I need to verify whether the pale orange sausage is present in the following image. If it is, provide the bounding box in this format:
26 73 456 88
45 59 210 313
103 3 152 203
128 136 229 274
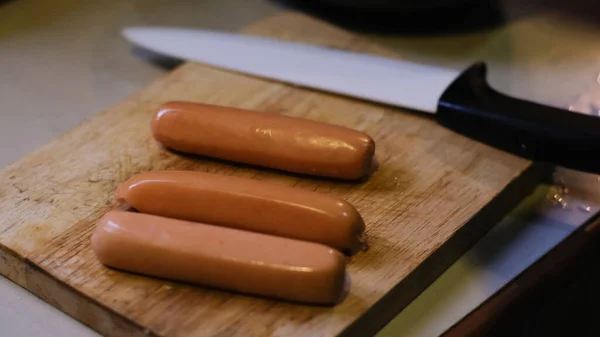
92 211 347 304
116 170 367 255
151 101 375 180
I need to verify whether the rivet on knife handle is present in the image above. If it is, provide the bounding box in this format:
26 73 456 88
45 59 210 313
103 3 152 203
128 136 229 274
437 62 600 173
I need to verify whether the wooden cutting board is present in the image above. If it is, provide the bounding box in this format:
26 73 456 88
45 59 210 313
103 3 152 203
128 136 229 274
0 12 547 337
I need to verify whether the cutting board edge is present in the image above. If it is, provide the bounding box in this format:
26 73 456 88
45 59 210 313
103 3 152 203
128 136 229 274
339 162 553 337
0 61 191 176
0 244 155 337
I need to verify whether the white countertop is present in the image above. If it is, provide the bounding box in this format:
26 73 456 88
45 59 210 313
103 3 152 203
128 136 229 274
2 0 600 336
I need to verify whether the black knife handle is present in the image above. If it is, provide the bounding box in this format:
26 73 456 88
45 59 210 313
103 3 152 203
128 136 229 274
437 62 600 173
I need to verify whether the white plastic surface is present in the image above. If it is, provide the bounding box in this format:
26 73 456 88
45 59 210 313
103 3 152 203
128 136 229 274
377 171 600 337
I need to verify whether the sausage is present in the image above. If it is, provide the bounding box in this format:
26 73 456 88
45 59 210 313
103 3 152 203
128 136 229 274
92 211 347 304
116 170 367 255
151 101 375 180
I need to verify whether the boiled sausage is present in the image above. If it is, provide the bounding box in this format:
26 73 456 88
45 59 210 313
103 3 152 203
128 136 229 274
151 101 375 180
92 211 347 305
116 170 367 255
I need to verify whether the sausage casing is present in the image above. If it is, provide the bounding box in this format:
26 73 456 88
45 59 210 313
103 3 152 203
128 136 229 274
151 101 375 180
92 211 347 304
117 170 366 255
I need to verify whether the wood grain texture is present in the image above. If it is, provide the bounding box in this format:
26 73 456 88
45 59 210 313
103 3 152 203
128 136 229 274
0 12 545 337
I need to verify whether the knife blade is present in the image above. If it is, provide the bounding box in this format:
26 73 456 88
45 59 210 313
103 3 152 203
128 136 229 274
122 27 600 174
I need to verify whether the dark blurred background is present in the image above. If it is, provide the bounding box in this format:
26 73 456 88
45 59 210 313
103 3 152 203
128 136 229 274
278 0 600 34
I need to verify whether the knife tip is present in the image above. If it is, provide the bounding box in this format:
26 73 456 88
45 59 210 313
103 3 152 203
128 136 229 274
121 27 142 41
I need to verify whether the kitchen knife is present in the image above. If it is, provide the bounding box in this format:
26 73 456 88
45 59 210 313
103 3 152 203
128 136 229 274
122 27 600 173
